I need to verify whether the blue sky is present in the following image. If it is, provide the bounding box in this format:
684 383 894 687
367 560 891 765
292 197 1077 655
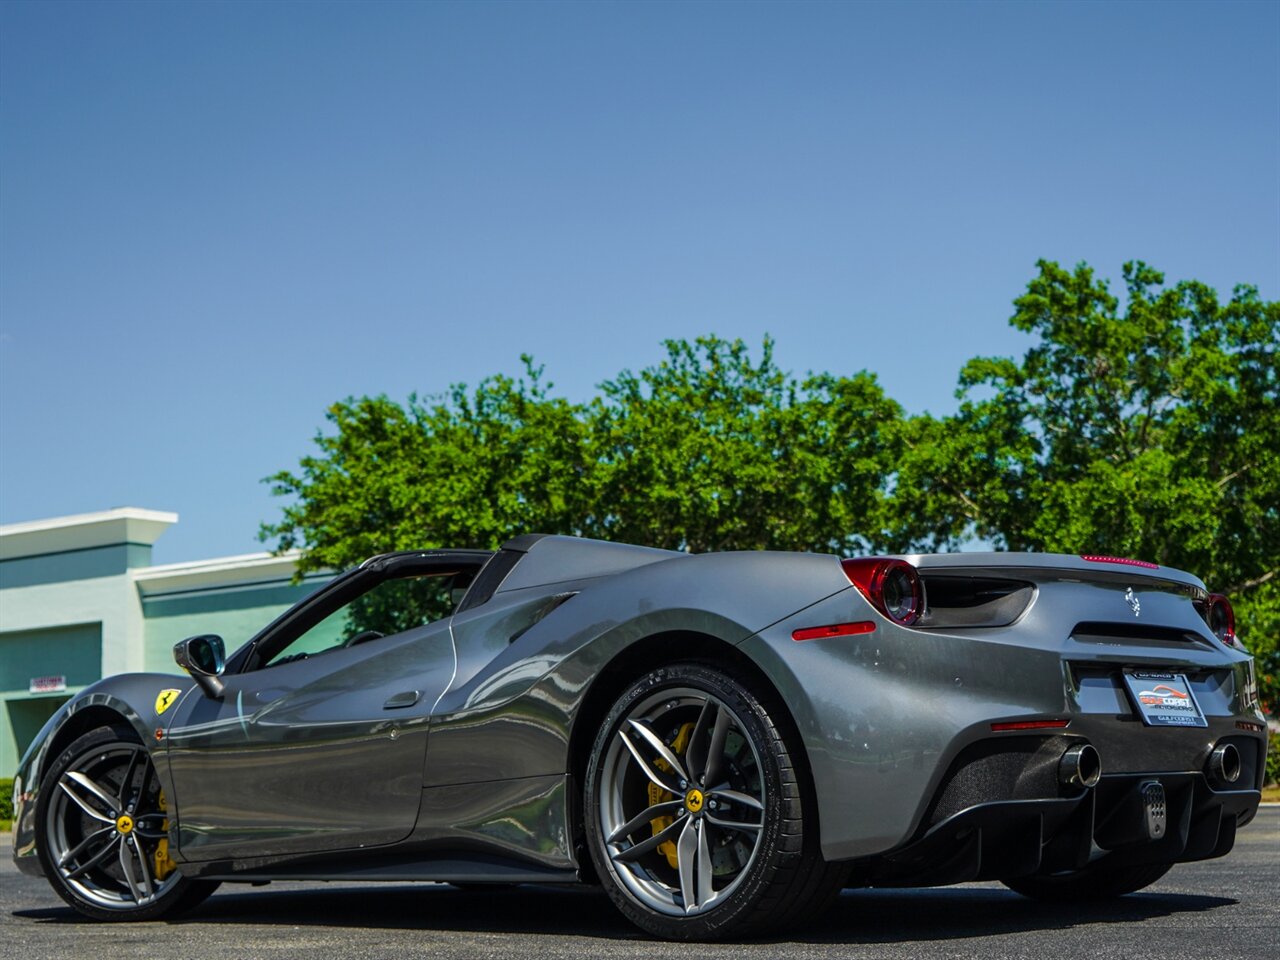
1 0 1277 564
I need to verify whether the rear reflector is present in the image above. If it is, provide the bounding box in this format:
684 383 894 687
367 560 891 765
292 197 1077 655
1236 720 1265 732
991 719 1071 731
1080 555 1159 569
792 621 877 642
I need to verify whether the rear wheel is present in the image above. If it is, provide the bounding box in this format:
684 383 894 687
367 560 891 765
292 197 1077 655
584 662 846 940
1003 860 1173 901
35 724 219 921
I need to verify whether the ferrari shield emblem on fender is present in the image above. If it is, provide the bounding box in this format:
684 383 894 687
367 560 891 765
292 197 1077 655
1125 587 1141 617
155 689 181 715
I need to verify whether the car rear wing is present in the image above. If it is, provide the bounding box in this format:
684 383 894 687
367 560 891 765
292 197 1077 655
902 552 1207 596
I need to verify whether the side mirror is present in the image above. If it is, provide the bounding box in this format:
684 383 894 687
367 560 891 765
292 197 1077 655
173 634 226 699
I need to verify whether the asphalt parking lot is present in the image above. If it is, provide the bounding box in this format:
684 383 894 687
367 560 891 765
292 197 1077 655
3 806 1277 960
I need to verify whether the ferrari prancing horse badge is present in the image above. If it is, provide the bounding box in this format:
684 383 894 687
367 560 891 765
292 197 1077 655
155 689 181 715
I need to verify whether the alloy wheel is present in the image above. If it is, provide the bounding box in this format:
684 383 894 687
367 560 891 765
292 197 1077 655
597 686 766 917
45 741 181 910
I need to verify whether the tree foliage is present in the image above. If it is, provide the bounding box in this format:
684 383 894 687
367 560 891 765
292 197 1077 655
262 361 591 570
585 337 905 554
934 261 1278 588
261 262 1279 709
263 337 908 563
899 261 1277 704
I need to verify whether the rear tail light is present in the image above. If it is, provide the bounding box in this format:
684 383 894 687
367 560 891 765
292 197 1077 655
1204 593 1236 646
841 558 924 626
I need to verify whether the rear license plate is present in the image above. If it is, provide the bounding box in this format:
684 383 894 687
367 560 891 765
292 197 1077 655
1123 671 1207 727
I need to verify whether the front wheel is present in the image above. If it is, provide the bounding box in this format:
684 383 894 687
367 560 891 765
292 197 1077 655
1003 861 1173 901
583 663 846 941
35 724 219 921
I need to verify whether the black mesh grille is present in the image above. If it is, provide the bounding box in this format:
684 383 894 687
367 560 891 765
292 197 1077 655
927 735 1074 825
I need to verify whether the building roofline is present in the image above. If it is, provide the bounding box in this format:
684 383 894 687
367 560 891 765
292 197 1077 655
0 507 179 537
0 507 179 561
134 550 301 578
133 550 325 595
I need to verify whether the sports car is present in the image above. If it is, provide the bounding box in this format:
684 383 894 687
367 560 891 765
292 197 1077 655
10 535 1268 940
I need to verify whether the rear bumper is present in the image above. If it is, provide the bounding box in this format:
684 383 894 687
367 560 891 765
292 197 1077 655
740 585 1267 862
849 735 1261 886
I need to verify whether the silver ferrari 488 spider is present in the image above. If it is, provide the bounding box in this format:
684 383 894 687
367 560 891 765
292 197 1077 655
10 535 1267 940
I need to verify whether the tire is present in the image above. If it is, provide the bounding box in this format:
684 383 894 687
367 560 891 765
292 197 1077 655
35 724 219 921
583 662 847 941
1003 860 1173 901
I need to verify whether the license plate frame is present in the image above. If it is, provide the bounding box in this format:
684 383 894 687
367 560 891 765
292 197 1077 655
1122 671 1207 727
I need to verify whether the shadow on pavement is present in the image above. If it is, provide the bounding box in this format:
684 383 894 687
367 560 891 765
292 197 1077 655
13 885 638 939
12 882 1238 943
797 887 1237 944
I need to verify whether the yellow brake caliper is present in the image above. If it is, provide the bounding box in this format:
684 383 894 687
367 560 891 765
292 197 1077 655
647 722 694 870
153 789 178 881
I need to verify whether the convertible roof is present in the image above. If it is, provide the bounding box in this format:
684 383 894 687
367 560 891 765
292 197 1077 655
476 534 681 600
359 548 494 570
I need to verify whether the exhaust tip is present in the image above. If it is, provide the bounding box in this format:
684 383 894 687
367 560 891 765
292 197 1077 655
1209 743 1241 785
1059 743 1102 789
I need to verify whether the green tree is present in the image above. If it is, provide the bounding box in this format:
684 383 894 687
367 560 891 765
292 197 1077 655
584 336 904 553
260 358 592 573
262 336 908 563
897 260 1278 703
261 263 1278 706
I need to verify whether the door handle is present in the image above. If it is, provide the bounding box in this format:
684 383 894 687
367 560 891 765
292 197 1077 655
383 690 421 709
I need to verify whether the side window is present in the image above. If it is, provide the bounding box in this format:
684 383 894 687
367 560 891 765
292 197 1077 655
263 571 469 668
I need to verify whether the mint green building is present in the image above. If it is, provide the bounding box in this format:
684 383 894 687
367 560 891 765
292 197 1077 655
0 508 331 778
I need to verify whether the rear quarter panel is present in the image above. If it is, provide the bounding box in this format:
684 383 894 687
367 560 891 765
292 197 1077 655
745 573 1263 861
424 550 852 787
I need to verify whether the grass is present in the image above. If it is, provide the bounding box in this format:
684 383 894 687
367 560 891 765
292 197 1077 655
1262 784 1280 803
